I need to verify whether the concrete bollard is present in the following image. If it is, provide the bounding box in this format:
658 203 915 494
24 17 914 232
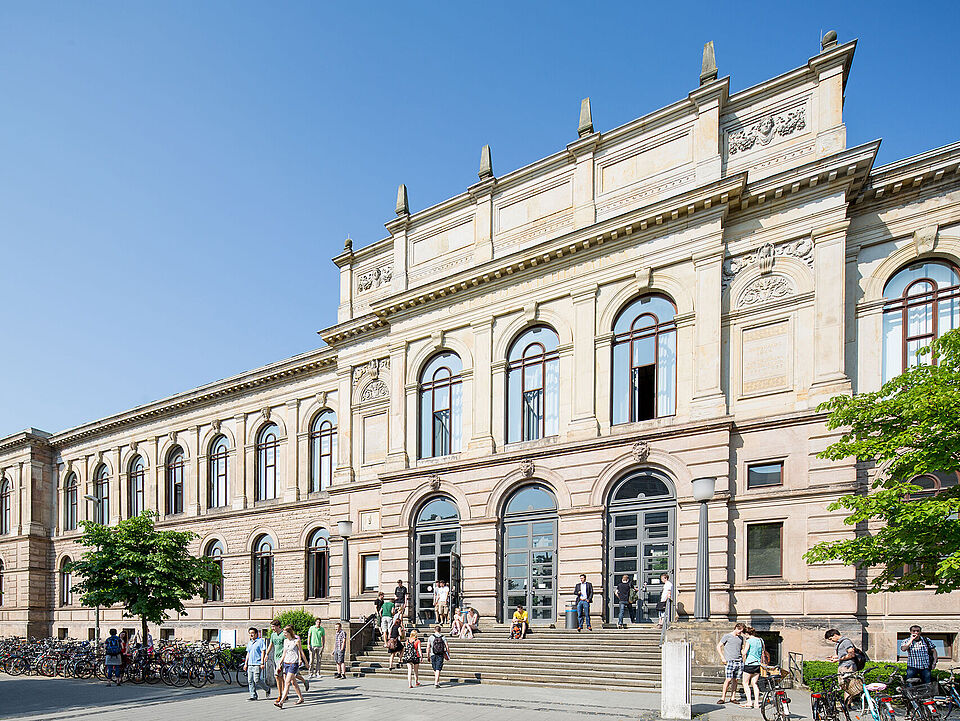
660 640 692 720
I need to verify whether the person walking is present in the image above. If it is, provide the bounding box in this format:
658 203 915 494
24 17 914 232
103 629 123 686
275 625 308 708
387 614 404 670
616 574 633 629
574 574 594 631
402 629 422 688
394 579 409 616
265 619 308 695
243 627 270 701
428 624 449 688
741 627 765 709
900 625 938 684
657 573 673 628
333 622 347 679
380 595 396 646
716 623 745 705
308 618 325 679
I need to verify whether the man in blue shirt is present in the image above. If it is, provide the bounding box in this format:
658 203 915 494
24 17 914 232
900 625 938 684
244 627 270 700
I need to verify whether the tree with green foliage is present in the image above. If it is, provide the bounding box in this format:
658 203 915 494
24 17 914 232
274 608 317 641
67 511 223 641
804 328 960 594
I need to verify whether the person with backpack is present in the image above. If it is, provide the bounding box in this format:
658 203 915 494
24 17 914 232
900 625 938 684
740 626 765 708
402 629 422 688
428 624 450 688
825 628 866 700
103 629 123 686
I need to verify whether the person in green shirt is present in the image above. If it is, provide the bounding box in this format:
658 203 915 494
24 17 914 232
307 618 326 679
380 597 396 646
264 619 308 692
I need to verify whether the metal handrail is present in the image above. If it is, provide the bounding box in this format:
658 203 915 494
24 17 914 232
350 615 377 643
788 651 804 685
659 597 673 646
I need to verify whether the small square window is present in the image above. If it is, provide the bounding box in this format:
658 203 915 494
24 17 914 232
360 554 379 593
746 522 783 578
747 462 783 489
160 628 175 641
88 628 96 641
57 628 68 640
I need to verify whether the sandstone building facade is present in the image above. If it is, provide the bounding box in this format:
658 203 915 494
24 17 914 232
1 35 958 661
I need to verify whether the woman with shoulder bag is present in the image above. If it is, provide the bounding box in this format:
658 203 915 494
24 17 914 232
402 630 422 688
386 614 403 670
741 627 765 709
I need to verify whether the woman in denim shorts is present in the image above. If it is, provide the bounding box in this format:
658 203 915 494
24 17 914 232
275 625 308 708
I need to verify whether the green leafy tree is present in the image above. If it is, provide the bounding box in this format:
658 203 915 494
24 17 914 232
804 329 960 593
274 608 316 641
67 511 223 641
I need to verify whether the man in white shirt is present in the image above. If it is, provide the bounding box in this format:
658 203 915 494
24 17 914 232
434 580 450 625
657 573 673 628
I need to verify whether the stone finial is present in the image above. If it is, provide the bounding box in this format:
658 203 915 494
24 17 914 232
578 97 594 137
820 30 838 51
478 144 493 180
395 184 409 216
344 236 353 252
700 41 718 86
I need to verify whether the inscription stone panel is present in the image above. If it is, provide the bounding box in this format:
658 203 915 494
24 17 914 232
362 413 387 464
740 320 792 396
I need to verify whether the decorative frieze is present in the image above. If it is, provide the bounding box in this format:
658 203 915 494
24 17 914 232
353 358 390 386
360 379 389 403
631 440 650 463
722 237 814 289
728 106 806 155
357 265 393 293
738 275 795 308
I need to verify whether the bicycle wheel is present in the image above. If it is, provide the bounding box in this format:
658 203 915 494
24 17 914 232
74 659 94 679
237 667 248 687
760 691 774 721
38 659 57 677
7 656 28 676
145 660 163 685
813 697 828 721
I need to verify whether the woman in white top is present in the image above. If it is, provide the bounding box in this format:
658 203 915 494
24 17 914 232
275 625 308 708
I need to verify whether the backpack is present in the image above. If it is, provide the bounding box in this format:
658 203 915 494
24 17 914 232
924 639 938 669
432 634 446 657
401 641 420 665
105 636 122 655
852 646 868 671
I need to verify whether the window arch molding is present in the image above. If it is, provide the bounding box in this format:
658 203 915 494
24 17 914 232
722 255 815 311
245 527 281 553
406 336 474 387
862 240 960 303
297 397 338 434
199 424 237 457
244 415 288 446
588 448 692 507
597 272 692 332
492 310 573 362
399 480 473 528
485 467 571 521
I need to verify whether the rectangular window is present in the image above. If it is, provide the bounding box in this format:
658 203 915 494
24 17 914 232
203 629 219 643
746 522 783 578
747 462 784 489
160 628 175 641
897 633 954 661
756 631 782 665
57 628 68 640
88 628 96 641
361 554 379 593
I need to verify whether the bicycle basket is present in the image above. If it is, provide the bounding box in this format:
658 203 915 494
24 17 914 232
902 682 939 700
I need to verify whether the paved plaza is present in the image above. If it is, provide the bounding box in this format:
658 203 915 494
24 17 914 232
0 674 810 721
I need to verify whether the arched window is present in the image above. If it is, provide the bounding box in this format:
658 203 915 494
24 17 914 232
208 436 229 509
419 353 463 458
94 465 110 525
256 424 280 501
252 535 274 601
882 260 960 381
63 473 78 532
309 411 337 493
502 484 558 624
504 484 558 516
906 471 960 497
166 448 184 515
612 295 677 423
507 326 560 443
204 540 224 602
60 557 73 607
306 528 330 599
128 456 145 518
610 472 674 504
417 497 460 525
0 480 10 535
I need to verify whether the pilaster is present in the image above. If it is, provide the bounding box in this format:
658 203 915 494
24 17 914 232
386 342 409 470
113 446 122 521
568 284 600 438
468 178 496 264
232 414 247 510
385 214 410 295
690 233 728 418
687 77 729 184
566 133 600 229
284 400 300 502
467 318 495 454
334 366 355 485
810 221 853 401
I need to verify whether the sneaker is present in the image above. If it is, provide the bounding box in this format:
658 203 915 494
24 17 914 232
247 697 258 702
303 679 310 692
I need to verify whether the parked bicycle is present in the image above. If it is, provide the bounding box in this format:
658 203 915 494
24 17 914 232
811 673 853 721
759 665 793 721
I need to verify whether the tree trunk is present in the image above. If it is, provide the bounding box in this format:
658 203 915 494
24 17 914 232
141 617 149 647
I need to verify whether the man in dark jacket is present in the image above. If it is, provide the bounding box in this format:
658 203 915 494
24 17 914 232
574 574 594 631
616 575 634 629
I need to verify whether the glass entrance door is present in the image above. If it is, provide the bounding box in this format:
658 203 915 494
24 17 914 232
415 527 459 623
504 519 556 624
609 506 674 623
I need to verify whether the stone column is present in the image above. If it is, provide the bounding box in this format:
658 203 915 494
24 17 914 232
386 343 408 469
232 414 247 510
285 400 300 502
468 318 495 454
811 221 852 400
569 285 599 438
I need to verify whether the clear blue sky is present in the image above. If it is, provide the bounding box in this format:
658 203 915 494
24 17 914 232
0 1 956 437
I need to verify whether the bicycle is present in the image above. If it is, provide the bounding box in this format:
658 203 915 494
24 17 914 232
758 666 792 721
887 666 943 721
841 669 895 721
811 673 853 721
935 667 960 718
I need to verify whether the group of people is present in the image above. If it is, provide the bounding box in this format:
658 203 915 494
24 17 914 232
101 628 154 685
242 618 348 707
613 572 673 628
715 623 768 708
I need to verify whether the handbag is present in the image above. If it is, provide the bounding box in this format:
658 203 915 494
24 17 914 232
386 638 400 653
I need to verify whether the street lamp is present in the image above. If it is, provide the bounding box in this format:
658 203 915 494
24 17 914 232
83 493 104 642
337 520 354 623
691 477 716 622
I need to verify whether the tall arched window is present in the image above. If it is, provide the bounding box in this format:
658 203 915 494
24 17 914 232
507 326 560 443
0 480 10 535
63 473 78 532
166 448 184 515
128 456 145 518
612 295 677 423
252 535 274 600
0 559 4 607
419 352 463 458
882 260 960 381
256 424 279 501
94 465 110 524
60 557 73 606
306 528 330 599
208 436 229 508
204 540 224 602
309 412 337 493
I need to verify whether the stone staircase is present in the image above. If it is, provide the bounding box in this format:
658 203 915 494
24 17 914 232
348 623 723 692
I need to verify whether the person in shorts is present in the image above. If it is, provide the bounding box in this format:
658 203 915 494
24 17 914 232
275 625 307 708
380 596 396 646
265 619 308 696
428 624 449 688
717 623 745 704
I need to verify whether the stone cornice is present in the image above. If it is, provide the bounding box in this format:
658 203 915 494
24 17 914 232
852 140 960 210
49 348 337 449
0 429 53 455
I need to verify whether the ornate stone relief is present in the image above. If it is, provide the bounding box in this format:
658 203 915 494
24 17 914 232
722 237 813 289
168 431 178 444
631 440 650 463
728 107 806 155
914 224 939 256
429 473 442 491
129 440 138 453
316 390 328 408
353 358 390 386
360 379 389 403
738 275 795 308
211 419 221 433
357 264 393 293
261 407 271 421
519 459 536 478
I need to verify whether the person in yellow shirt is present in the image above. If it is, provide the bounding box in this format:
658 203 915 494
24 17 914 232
511 605 528 639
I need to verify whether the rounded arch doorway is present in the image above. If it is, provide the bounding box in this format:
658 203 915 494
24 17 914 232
413 496 461 624
607 469 676 623
502 484 558 625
